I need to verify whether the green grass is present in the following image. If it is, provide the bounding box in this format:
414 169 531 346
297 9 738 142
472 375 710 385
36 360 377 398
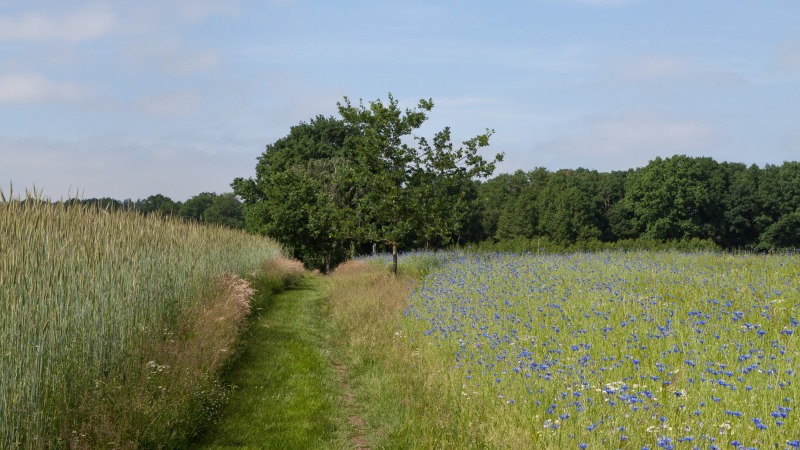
326 252 800 449
192 276 350 449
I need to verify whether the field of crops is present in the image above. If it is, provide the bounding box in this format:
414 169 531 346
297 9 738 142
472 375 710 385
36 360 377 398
399 251 799 449
0 196 282 448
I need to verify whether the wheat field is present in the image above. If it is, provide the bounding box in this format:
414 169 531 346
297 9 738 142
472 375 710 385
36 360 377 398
0 191 282 448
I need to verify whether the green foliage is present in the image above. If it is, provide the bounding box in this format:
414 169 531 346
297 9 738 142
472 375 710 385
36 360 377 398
234 94 503 271
476 155 798 252
203 192 244 229
233 116 359 270
136 193 179 216
493 168 548 240
337 94 502 248
180 192 215 221
463 235 720 254
179 192 244 229
624 155 727 241
758 209 800 250
536 169 603 244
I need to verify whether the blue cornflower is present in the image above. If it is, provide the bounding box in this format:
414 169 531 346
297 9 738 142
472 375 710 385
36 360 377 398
657 436 674 449
579 444 588 450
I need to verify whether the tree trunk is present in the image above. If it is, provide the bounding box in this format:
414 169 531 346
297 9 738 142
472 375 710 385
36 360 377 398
392 241 398 276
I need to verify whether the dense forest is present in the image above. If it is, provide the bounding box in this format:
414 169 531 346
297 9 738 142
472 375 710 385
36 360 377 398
475 157 799 252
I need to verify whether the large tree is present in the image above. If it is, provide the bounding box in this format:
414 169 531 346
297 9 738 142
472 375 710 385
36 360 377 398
233 115 358 270
337 94 503 273
233 94 502 272
624 155 726 242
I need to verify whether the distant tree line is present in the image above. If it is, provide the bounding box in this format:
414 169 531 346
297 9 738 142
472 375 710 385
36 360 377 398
61 192 245 229
477 156 800 252
232 95 799 271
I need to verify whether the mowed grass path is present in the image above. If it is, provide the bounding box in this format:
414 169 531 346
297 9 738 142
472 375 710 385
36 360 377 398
192 276 353 449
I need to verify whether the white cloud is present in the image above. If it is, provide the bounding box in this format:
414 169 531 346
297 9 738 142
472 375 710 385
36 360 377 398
780 129 800 158
0 7 115 43
0 72 88 104
169 50 220 75
548 0 642 6
531 111 723 171
775 40 800 74
128 40 220 76
609 55 743 86
177 0 240 23
135 90 201 116
0 134 261 201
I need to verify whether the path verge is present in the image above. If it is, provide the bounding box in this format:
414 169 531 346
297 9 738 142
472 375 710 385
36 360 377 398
192 276 352 449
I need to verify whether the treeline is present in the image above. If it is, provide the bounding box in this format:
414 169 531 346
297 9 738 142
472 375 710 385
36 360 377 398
232 94 800 271
475 156 800 252
60 192 245 229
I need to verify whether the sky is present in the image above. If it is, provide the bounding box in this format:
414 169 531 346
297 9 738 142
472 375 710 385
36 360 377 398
1 1 798 201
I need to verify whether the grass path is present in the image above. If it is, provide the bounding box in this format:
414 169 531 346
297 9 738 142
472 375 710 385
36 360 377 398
192 276 361 449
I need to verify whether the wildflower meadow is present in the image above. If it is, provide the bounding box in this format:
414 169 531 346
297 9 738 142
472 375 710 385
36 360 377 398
398 251 799 449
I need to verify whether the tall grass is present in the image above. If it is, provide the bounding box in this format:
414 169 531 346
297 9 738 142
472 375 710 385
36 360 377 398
327 252 800 449
0 192 282 448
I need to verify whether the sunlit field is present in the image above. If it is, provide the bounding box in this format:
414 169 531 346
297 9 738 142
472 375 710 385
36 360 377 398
0 196 282 448
395 251 799 449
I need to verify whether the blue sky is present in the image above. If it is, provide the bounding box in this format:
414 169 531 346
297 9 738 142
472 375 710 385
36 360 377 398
1 0 798 200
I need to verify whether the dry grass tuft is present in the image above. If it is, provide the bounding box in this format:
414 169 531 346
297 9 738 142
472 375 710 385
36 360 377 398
330 259 370 274
326 262 410 346
264 256 305 275
68 273 259 449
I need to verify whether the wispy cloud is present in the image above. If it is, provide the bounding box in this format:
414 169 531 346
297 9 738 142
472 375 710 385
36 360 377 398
134 90 202 116
775 39 800 74
608 55 744 87
0 134 260 200
128 40 220 76
0 7 115 43
176 0 241 23
550 0 643 7
0 72 88 104
531 111 723 171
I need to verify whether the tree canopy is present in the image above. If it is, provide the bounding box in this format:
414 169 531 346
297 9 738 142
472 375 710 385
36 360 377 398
475 155 800 251
233 94 503 271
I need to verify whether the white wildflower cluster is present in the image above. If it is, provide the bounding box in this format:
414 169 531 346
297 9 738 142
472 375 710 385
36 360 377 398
146 360 169 379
